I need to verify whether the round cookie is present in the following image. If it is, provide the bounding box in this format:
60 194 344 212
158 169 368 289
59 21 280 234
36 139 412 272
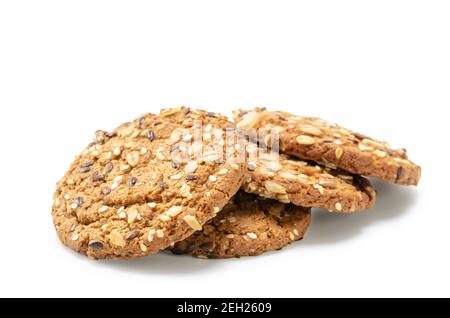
233 108 421 186
52 107 246 259
243 146 376 213
170 192 311 258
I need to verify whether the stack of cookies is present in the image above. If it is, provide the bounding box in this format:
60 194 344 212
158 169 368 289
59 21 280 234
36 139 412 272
52 107 421 259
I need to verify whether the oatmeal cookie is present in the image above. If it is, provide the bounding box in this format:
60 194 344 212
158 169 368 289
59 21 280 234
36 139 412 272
52 107 246 259
234 108 421 185
170 192 311 258
243 147 375 212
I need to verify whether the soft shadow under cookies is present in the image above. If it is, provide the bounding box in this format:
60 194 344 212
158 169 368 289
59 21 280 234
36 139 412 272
302 179 417 246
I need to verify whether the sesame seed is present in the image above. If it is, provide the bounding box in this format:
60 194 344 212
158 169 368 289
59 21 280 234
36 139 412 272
120 164 130 172
170 174 182 180
358 144 373 152
218 168 228 175
209 175 217 182
148 202 157 208
213 206 220 214
374 149 387 158
289 232 295 241
113 175 123 182
141 147 148 154
167 206 183 217
70 202 78 209
64 194 71 200
247 233 258 239
156 229 164 238
147 229 156 242
111 182 119 190
335 202 343 211
159 214 171 222
71 234 79 241
98 205 109 213
226 234 235 239
139 242 148 252
296 135 316 145
293 229 299 236
335 148 344 159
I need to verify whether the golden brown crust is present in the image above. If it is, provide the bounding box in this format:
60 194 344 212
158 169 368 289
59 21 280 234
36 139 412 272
171 192 311 258
233 108 421 186
52 107 246 259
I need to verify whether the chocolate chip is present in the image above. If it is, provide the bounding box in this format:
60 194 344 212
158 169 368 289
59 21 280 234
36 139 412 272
126 230 140 241
157 181 168 190
88 241 104 250
102 187 111 196
91 172 105 182
128 176 138 187
147 131 156 141
104 162 114 174
172 161 180 169
396 166 403 182
139 117 145 126
79 166 91 174
185 174 198 181
75 197 84 207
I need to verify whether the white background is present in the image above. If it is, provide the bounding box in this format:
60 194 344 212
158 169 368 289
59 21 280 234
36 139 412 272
0 1 449 298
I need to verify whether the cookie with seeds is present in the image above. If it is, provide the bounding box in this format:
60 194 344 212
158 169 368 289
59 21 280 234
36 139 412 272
170 192 311 258
244 147 375 212
52 107 246 259
233 108 421 186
